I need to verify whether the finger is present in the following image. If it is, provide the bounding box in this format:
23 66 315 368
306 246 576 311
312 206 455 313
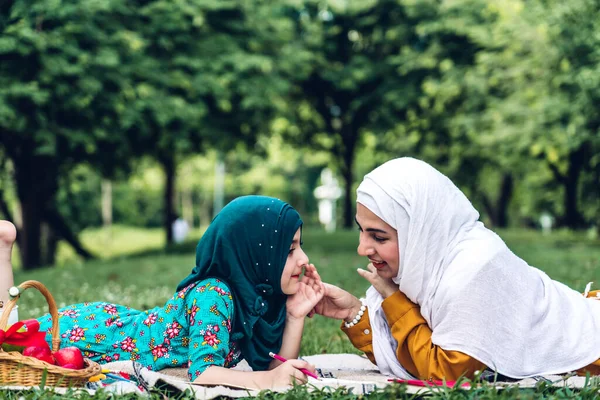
294 369 308 384
311 268 322 283
357 268 377 285
306 264 316 276
366 262 377 273
317 281 326 294
301 276 313 285
287 359 313 370
322 282 339 296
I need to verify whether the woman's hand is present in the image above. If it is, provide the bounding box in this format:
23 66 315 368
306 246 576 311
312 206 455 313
357 263 398 299
313 283 363 321
267 359 316 387
286 264 324 320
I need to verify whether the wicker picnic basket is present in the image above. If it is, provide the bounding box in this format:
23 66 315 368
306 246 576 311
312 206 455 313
0 280 102 387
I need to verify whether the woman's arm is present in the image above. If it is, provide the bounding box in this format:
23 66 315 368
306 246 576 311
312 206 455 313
332 264 486 380
381 291 486 380
340 308 376 364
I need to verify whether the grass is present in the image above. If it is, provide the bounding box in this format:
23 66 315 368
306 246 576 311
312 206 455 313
4 226 600 399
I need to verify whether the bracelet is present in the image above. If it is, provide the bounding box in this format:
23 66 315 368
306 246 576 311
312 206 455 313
344 298 367 328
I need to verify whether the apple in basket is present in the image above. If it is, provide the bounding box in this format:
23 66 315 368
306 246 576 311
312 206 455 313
53 346 85 369
22 345 56 365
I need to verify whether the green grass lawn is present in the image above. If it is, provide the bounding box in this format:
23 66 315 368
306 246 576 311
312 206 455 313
5 226 600 399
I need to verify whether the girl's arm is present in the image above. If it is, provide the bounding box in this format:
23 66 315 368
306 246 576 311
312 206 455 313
184 279 317 389
270 264 324 368
193 360 315 390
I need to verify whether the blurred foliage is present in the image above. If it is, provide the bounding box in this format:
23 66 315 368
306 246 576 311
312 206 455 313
1 0 600 267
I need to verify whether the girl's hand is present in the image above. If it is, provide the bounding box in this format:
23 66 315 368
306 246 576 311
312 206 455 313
267 360 315 387
357 263 398 299
313 283 362 321
286 265 324 320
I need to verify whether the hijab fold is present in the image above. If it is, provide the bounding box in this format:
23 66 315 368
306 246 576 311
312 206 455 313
177 196 302 371
357 158 600 379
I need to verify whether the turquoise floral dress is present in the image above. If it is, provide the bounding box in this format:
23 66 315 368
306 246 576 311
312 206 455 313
37 278 242 380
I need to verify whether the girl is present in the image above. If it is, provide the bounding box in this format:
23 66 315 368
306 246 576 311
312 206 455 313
1 196 323 389
314 158 600 381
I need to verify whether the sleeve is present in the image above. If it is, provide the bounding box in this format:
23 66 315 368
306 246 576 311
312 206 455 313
380 290 487 380
341 309 376 365
185 280 234 380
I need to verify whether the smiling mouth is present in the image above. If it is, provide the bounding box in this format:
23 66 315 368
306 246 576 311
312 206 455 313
370 260 387 269
291 274 300 279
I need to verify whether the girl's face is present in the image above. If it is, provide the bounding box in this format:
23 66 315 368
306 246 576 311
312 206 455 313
355 203 400 280
280 228 309 295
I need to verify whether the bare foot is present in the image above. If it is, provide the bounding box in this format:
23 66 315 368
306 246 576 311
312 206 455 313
0 220 16 261
0 220 16 307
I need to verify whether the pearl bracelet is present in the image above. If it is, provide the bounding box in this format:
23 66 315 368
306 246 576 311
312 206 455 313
344 298 367 328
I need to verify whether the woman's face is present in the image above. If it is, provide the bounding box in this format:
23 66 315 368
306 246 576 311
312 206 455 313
280 228 309 295
355 203 400 280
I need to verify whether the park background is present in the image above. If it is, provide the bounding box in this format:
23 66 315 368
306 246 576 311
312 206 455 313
2 0 600 270
2 0 600 397
1 0 600 353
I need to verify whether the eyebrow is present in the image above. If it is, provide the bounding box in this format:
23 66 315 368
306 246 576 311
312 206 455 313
355 217 388 234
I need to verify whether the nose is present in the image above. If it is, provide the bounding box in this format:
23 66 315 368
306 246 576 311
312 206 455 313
357 233 374 257
297 247 309 266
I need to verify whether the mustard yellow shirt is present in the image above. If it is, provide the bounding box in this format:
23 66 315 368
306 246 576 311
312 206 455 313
342 290 600 380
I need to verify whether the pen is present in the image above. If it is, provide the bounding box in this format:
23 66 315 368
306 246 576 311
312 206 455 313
268 352 319 380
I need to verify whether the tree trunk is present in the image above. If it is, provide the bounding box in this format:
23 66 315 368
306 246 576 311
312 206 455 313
13 151 55 269
44 208 94 260
182 189 194 228
340 127 357 229
101 179 113 227
19 191 43 269
40 222 58 266
563 146 585 229
495 173 513 228
161 155 177 245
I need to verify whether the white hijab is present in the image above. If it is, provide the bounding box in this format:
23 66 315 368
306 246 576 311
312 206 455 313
357 157 600 379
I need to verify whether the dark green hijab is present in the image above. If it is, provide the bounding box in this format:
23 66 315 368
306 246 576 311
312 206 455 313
176 195 303 371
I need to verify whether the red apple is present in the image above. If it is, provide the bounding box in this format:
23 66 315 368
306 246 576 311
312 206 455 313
53 347 85 369
22 345 56 365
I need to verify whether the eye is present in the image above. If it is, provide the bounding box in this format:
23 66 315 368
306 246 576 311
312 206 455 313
374 236 388 243
288 247 295 255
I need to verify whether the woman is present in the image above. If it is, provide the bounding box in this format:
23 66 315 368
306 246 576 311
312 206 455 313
314 158 600 381
1 196 323 389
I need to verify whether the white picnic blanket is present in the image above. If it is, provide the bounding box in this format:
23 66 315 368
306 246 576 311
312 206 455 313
0 354 596 398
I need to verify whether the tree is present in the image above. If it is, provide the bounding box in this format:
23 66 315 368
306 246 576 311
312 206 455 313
127 0 299 244
0 0 140 268
451 0 600 228
279 0 441 228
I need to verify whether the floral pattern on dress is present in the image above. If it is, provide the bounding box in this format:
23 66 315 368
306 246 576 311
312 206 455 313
37 278 241 381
